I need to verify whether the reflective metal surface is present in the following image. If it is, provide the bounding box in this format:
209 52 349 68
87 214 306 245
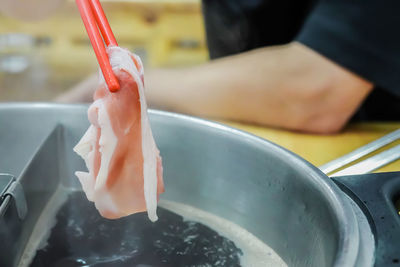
0 103 374 267
330 144 400 177
320 129 400 175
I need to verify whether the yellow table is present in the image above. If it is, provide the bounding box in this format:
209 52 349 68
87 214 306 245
224 122 400 174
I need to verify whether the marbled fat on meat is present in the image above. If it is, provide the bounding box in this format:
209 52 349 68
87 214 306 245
74 46 164 221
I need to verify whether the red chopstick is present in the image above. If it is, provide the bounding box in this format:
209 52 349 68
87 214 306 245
76 0 120 92
89 0 118 46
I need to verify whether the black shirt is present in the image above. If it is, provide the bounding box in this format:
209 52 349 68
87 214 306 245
202 0 400 121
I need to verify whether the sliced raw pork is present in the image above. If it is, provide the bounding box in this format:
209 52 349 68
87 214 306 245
74 46 164 221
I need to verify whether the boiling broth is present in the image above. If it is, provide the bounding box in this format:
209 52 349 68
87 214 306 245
19 189 286 267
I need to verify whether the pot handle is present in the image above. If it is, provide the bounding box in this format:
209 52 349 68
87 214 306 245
321 130 400 266
333 172 400 266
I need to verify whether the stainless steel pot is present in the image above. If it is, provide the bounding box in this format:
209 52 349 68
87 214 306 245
0 103 378 266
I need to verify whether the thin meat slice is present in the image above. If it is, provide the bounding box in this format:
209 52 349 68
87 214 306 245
74 46 164 221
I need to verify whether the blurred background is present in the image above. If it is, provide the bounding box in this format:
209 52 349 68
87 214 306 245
0 0 207 101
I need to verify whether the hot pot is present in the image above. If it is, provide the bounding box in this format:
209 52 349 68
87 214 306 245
0 103 399 267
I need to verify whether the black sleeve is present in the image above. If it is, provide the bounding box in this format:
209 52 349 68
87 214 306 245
202 0 315 59
296 0 400 96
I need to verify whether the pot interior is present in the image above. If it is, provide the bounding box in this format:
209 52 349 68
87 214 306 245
0 104 356 267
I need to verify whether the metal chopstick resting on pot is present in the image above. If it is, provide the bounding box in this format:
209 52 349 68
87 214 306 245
330 144 400 177
76 0 120 92
320 129 400 176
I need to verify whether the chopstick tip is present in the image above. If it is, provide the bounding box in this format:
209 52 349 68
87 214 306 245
109 80 120 92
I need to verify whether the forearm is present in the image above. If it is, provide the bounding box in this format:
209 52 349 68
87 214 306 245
146 42 373 133
146 48 293 124
56 42 373 133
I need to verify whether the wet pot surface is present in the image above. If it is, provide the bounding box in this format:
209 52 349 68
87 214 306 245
30 192 243 267
0 103 372 267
